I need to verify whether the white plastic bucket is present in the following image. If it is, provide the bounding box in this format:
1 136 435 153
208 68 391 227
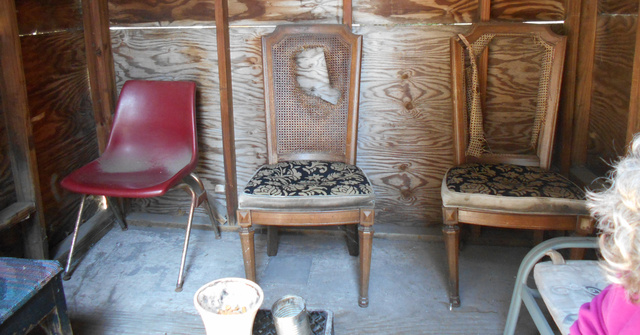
194 277 264 335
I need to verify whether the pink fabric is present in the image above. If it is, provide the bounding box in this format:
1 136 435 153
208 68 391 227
570 284 640 334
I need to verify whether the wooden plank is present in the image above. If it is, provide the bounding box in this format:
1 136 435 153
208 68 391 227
479 0 490 21
571 0 598 166
15 0 83 35
0 202 35 231
586 14 637 175
352 0 477 24
354 25 463 226
110 27 227 220
0 0 48 259
230 0 341 25
108 0 215 27
229 27 272 195
83 0 116 152
490 0 565 22
343 0 352 27
627 4 640 144
598 0 638 15
108 0 341 27
20 31 99 248
216 0 238 226
483 35 550 155
557 0 582 174
0 95 18 210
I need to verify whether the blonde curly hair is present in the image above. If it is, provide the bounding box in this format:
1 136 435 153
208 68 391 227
587 134 640 302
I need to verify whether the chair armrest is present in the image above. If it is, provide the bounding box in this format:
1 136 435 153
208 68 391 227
0 202 35 231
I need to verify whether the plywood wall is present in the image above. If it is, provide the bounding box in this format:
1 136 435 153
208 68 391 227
0 94 16 211
585 1 638 175
15 0 101 247
107 0 574 234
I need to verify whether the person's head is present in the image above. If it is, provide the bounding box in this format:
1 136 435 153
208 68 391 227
588 134 640 301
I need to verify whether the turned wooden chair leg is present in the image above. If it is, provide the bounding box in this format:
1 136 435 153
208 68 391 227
443 207 461 309
238 210 256 282
358 209 374 308
267 226 279 256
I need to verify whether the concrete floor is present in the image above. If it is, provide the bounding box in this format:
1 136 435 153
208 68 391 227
61 224 542 334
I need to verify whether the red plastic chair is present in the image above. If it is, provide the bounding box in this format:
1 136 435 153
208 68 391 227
60 80 221 291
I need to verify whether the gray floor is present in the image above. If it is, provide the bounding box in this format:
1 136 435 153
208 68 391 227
61 225 542 334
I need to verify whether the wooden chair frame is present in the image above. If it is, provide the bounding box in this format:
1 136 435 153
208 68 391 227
237 24 374 307
443 23 593 309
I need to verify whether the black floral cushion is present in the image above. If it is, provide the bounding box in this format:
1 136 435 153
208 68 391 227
445 163 585 199
244 160 373 196
442 163 588 214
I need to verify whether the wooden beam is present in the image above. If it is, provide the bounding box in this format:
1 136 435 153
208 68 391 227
558 0 583 174
215 0 238 225
343 0 352 27
0 202 35 231
479 0 491 22
571 0 598 165
82 0 116 152
0 0 48 259
626 3 640 145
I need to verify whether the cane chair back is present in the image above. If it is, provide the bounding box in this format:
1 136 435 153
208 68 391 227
263 25 361 164
441 23 594 309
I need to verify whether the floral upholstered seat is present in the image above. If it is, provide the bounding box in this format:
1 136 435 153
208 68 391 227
441 163 588 215
240 160 374 210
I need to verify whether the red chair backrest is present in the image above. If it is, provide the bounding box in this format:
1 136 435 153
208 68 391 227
103 80 198 173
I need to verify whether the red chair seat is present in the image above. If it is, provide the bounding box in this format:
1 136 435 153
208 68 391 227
60 155 193 198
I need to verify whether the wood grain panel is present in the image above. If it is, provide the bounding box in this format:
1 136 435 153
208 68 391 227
598 0 639 15
110 28 227 218
483 35 547 154
109 0 215 26
0 95 17 210
229 0 341 25
586 14 637 175
15 0 83 35
352 0 477 24
354 25 463 226
229 27 272 193
490 0 565 22
109 0 340 27
20 31 99 246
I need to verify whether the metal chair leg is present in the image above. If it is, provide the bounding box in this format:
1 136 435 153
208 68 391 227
63 194 86 280
184 173 221 237
175 187 198 292
175 173 222 291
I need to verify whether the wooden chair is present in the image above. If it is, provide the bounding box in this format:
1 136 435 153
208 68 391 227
441 23 594 309
237 24 375 307
60 80 221 292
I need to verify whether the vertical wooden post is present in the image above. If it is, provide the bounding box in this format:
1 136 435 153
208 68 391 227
570 0 598 166
0 0 48 259
558 0 583 174
343 0 352 28
82 0 117 152
625 4 640 144
479 0 491 22
215 0 238 225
